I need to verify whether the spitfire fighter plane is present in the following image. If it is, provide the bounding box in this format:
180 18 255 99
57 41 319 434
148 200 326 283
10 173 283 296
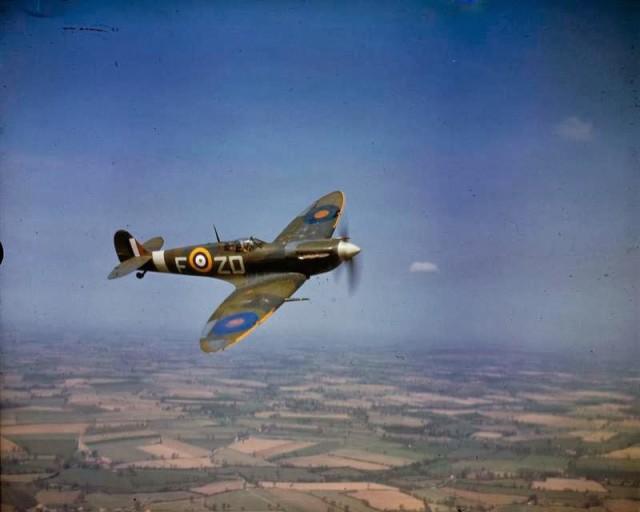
108 191 361 353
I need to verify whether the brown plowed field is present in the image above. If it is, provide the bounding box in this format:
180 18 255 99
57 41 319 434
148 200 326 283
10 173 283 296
191 480 247 495
532 478 607 492
331 448 413 466
229 437 316 458
604 446 640 459
568 430 617 442
440 486 528 506
281 454 389 470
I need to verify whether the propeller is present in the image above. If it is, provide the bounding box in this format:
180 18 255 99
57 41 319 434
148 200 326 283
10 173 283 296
336 220 361 294
338 221 350 241
345 256 360 294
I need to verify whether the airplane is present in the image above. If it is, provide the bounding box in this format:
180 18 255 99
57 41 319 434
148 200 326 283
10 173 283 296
108 191 361 353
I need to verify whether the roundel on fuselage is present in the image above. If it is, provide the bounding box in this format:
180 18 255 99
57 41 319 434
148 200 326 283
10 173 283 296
188 247 213 273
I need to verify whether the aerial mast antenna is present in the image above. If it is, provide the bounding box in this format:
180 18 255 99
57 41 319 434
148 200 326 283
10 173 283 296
213 225 221 243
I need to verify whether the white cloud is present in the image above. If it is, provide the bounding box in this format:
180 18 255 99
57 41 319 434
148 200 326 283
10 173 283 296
410 261 439 273
554 116 593 141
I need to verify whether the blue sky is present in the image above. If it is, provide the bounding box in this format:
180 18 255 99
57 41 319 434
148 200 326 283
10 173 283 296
1 1 638 356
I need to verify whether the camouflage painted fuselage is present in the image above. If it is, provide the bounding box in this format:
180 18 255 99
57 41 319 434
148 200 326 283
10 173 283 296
143 238 345 286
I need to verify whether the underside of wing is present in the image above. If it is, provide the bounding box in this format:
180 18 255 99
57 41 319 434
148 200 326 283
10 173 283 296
200 272 307 353
273 191 345 244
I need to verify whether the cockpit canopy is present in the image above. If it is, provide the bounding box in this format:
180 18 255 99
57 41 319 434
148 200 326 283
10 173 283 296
223 237 265 253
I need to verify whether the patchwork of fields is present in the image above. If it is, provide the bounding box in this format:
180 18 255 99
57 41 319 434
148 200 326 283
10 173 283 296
1 339 638 512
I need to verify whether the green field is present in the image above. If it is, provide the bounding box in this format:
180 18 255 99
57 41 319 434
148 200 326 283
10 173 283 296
270 440 343 461
88 438 158 463
216 465 324 484
2 408 85 424
311 490 379 512
574 457 640 478
450 454 568 476
202 489 269 511
6 434 78 458
50 468 212 494
86 491 195 510
0 458 59 474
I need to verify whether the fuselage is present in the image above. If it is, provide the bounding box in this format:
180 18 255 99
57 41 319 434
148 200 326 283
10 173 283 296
142 237 358 285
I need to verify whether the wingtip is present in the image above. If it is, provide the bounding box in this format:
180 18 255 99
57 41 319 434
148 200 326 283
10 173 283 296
200 337 225 354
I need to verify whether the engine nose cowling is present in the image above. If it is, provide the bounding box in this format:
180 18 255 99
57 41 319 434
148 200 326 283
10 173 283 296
337 241 361 260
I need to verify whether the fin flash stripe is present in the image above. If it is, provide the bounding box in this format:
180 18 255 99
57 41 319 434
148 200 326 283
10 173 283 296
130 238 141 257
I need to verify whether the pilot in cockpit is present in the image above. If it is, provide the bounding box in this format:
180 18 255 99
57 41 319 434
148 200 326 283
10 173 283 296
229 238 264 253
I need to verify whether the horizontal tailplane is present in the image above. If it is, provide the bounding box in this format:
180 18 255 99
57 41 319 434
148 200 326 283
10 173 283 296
108 255 152 280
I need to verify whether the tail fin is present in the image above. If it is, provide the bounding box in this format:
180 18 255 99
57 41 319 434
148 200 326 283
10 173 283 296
108 230 154 280
109 230 165 280
114 230 149 262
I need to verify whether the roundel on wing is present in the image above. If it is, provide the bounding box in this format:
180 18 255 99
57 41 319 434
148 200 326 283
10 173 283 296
189 247 213 273
212 312 260 335
304 205 339 225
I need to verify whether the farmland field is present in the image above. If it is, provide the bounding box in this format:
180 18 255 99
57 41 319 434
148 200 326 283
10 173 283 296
438 487 528 507
368 413 427 427
282 453 390 470
228 437 317 458
531 478 608 492
568 430 618 442
119 456 214 469
138 438 211 459
35 490 81 506
260 481 396 491
472 431 504 440
349 489 426 511
255 411 351 421
604 499 640 512
191 479 247 495
88 438 154 463
1 340 637 512
451 455 569 476
0 437 25 454
86 491 195 510
330 448 414 466
264 488 337 512
604 446 640 459
514 414 607 430
4 434 78 458
213 447 275 466
1 423 87 435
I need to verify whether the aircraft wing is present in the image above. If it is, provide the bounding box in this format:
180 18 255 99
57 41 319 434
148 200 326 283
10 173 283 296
273 191 345 244
200 272 308 353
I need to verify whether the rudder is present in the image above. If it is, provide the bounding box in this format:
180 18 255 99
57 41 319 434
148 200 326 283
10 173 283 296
114 230 149 262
